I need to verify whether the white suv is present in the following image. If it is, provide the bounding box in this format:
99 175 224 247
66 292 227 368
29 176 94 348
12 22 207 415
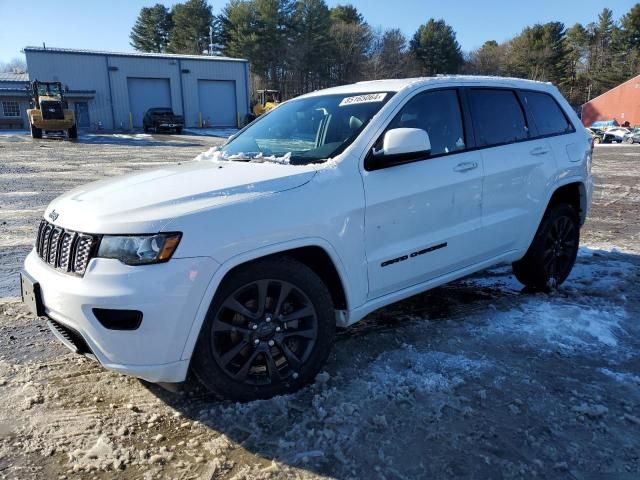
21 77 593 401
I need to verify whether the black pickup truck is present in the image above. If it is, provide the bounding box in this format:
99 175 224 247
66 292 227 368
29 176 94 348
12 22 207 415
142 108 184 134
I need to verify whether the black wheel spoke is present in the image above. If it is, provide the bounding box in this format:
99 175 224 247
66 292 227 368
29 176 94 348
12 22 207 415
281 305 314 323
212 319 251 334
233 349 260 381
273 283 292 318
220 340 248 366
283 328 315 340
255 280 269 318
265 350 281 382
223 297 258 320
278 341 302 369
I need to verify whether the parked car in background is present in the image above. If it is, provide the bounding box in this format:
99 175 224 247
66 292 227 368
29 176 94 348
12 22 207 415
602 127 631 143
143 108 184 134
21 76 593 401
624 128 640 144
587 127 604 144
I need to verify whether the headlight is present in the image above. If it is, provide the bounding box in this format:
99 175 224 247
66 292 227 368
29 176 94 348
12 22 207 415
97 233 182 265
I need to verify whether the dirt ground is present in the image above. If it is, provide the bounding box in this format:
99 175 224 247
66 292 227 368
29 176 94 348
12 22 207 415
0 133 639 480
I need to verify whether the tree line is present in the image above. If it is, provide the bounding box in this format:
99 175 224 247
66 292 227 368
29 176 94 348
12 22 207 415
130 0 640 107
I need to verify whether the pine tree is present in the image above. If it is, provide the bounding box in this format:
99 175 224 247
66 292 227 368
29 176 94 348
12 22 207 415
167 0 215 55
291 0 334 93
329 4 372 84
129 4 173 53
410 19 464 76
329 4 364 25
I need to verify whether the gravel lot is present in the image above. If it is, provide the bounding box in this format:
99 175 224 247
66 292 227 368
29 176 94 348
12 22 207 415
0 133 639 479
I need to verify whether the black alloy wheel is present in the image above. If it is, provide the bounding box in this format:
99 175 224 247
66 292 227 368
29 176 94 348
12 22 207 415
540 214 578 288
513 203 580 290
211 279 318 385
191 257 335 401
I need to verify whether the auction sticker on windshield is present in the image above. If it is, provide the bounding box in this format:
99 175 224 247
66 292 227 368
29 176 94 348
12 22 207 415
339 93 387 107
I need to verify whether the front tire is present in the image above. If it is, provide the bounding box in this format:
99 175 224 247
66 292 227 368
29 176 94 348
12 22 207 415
30 123 42 139
68 124 78 139
191 257 335 401
512 203 580 290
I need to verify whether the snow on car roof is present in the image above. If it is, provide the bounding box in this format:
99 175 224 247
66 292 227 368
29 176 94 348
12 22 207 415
301 75 555 98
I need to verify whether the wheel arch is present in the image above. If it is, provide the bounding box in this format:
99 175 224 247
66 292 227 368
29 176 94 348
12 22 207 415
547 180 587 226
179 238 351 362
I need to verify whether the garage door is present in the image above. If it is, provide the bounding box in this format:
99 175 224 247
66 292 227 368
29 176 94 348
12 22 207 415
198 80 237 127
127 78 172 127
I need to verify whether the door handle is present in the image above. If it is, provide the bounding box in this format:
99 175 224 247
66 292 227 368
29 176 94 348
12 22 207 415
530 147 550 156
453 161 478 172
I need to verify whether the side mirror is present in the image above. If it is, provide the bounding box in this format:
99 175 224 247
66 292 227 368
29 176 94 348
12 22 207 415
367 128 431 170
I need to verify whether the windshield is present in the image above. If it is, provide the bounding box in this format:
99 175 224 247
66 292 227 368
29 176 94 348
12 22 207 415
220 92 393 164
37 83 62 97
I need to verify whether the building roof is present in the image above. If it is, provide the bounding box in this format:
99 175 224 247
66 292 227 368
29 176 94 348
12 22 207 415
582 74 640 106
0 72 29 82
0 87 95 98
302 75 555 97
24 46 248 63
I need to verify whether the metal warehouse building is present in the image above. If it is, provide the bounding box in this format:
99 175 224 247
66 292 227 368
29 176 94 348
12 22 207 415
0 72 31 129
581 74 640 127
24 47 250 130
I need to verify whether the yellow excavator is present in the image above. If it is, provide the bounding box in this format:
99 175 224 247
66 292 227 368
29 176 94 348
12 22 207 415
251 89 281 118
27 80 77 139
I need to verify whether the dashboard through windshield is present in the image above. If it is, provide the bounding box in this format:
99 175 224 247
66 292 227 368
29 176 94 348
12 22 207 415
220 92 394 164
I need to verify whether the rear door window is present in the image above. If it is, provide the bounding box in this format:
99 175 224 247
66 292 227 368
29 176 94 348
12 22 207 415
468 89 528 147
521 91 573 136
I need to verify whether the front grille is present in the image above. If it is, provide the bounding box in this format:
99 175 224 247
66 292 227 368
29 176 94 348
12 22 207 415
41 101 64 120
35 219 99 276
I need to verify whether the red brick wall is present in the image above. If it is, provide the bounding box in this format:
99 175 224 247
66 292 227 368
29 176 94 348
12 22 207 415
582 74 640 127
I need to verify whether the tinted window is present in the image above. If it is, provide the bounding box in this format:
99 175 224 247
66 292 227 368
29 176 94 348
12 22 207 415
388 89 465 156
521 91 573 136
469 89 528 147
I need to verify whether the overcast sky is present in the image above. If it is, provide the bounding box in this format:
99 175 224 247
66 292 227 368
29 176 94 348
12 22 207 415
0 0 637 63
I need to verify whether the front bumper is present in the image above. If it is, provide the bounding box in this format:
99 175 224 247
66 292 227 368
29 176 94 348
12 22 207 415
23 250 218 382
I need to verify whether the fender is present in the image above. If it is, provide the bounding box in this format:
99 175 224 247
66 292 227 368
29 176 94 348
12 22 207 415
178 236 353 361
522 175 588 254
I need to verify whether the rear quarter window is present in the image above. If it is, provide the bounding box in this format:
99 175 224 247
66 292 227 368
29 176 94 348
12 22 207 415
521 90 574 136
468 89 529 147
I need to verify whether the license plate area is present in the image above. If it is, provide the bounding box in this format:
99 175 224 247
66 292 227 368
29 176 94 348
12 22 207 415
20 271 44 317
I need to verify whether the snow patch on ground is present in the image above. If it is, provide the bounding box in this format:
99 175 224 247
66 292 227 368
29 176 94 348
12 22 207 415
599 368 640 385
491 301 626 348
366 348 489 398
183 128 238 138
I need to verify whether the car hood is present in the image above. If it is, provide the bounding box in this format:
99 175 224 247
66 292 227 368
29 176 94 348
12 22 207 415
45 160 317 234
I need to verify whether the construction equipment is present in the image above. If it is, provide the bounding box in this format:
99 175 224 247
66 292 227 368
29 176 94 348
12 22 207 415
252 89 281 117
27 80 77 139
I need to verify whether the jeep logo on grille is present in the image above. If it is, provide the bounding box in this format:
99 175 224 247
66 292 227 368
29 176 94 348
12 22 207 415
48 210 59 222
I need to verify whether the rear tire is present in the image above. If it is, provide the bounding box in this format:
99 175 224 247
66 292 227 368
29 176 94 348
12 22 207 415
191 256 335 401
625 137 634 144
512 203 580 290
30 123 42 139
68 124 78 139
